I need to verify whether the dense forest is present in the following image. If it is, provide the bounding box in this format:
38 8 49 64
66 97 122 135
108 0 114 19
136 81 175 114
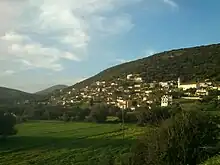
72 43 220 89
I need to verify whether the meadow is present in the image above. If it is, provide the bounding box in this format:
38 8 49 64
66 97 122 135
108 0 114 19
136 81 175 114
0 121 148 165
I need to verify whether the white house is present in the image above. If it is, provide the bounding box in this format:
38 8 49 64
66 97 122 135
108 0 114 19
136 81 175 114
149 83 156 88
134 84 141 88
117 100 128 109
161 95 173 107
96 81 101 86
159 82 169 87
135 77 143 82
196 89 209 96
145 90 152 94
127 74 133 80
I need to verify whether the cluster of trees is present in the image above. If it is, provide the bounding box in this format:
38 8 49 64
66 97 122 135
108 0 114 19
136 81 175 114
0 104 121 123
199 90 220 110
0 102 185 126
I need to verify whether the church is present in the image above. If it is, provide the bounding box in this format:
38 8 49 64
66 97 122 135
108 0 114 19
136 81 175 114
177 78 199 91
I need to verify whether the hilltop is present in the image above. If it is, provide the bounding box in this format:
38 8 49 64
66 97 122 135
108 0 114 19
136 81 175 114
72 43 220 89
35 85 68 95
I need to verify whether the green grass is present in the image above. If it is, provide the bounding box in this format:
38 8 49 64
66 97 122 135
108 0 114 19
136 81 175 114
201 155 220 165
0 121 148 165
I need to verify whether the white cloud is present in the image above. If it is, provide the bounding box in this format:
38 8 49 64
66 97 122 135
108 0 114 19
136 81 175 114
91 14 134 36
1 31 30 43
3 70 15 76
163 0 178 8
1 32 79 71
0 0 140 73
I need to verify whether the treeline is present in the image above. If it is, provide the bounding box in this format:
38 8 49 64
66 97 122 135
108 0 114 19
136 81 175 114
0 103 180 126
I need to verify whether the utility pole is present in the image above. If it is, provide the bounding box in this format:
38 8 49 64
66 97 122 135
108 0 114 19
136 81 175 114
122 108 125 139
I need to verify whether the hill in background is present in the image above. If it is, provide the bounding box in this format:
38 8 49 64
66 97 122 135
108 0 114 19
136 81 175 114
0 87 37 105
35 85 68 95
72 43 220 89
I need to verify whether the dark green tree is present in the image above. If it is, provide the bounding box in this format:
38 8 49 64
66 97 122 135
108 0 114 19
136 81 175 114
88 104 108 123
132 109 220 165
0 112 17 139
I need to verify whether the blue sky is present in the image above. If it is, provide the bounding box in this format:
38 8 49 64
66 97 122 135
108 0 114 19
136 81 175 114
0 0 220 92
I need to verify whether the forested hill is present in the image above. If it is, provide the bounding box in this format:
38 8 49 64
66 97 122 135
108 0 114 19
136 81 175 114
35 85 68 95
72 43 220 89
0 87 38 104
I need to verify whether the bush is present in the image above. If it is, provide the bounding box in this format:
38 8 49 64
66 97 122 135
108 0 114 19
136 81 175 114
132 109 220 165
136 106 171 126
126 112 138 123
0 112 17 139
60 113 69 122
116 110 137 123
88 104 108 123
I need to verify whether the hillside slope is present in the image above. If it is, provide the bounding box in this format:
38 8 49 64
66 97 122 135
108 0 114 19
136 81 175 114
72 43 220 89
36 85 68 95
0 87 37 104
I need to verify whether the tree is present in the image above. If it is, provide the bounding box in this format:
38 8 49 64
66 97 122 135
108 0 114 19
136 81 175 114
186 88 197 95
89 98 94 107
171 90 184 99
77 108 90 121
88 104 108 123
136 106 171 126
108 106 121 116
61 112 69 122
131 100 138 107
132 109 220 165
0 112 17 139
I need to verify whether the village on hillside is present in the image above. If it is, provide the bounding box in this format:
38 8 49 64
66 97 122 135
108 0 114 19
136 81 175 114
43 74 220 110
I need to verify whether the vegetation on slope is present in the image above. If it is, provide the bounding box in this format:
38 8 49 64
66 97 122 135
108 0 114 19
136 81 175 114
0 87 37 105
72 43 220 89
35 85 68 95
201 155 220 165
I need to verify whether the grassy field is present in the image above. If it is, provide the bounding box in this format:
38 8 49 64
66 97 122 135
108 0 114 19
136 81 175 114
201 155 220 165
0 121 148 165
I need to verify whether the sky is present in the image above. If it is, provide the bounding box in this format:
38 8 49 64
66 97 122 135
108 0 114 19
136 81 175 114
0 0 220 93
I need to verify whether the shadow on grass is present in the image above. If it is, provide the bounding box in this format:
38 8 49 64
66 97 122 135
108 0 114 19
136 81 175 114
0 134 135 155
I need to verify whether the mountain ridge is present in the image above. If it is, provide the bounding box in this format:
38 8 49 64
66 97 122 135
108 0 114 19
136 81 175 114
71 43 220 90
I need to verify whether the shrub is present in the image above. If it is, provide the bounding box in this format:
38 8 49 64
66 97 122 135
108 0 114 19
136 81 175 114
132 109 220 165
0 112 17 139
88 104 109 123
136 106 171 126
